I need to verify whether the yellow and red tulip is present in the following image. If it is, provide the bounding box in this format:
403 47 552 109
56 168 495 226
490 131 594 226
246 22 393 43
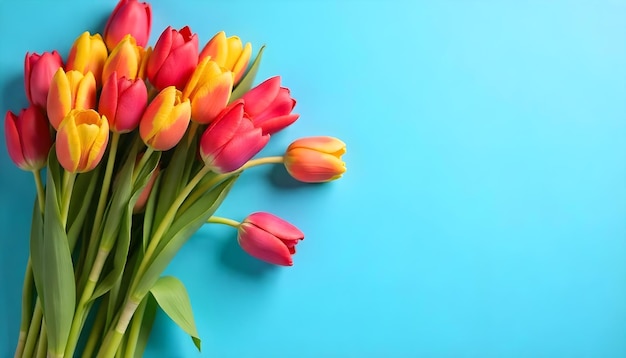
102 34 146 83
4 106 52 171
24 51 64 110
182 57 233 124
66 32 108 85
199 31 251 85
99 72 148 133
47 68 97 130
237 212 304 266
139 86 191 151
56 109 109 173
241 76 298 135
103 0 152 50
284 136 346 183
199 100 269 173
146 26 198 91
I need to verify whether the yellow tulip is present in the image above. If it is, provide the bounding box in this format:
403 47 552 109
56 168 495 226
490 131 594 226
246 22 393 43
66 32 108 85
102 34 145 83
56 109 109 173
182 57 233 124
47 68 97 129
199 31 251 85
139 86 191 151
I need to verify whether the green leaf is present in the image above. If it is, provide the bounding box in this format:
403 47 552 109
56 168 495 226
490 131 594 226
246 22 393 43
40 149 76 355
67 166 102 250
29 199 44 308
150 276 201 351
142 174 162 253
133 177 238 299
230 45 266 102
133 295 158 358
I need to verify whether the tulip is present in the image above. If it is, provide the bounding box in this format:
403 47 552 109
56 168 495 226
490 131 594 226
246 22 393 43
56 109 109 173
238 212 304 266
66 32 108 84
284 136 346 183
104 0 152 50
139 86 191 151
47 68 97 130
199 100 269 173
102 35 145 83
99 72 148 133
182 57 233 124
241 76 298 135
4 107 52 171
24 51 64 109
146 26 198 91
199 31 251 85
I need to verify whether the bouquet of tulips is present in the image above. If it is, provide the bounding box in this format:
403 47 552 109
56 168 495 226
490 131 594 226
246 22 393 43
4 1 346 357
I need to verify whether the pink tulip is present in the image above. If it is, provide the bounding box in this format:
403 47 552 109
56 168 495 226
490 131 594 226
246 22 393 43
4 107 52 171
104 0 152 50
99 72 148 133
199 100 269 173
146 26 198 91
139 86 191 151
238 212 304 266
24 51 64 109
241 76 298 135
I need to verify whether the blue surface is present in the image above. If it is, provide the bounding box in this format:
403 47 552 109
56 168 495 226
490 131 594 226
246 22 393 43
1 0 626 357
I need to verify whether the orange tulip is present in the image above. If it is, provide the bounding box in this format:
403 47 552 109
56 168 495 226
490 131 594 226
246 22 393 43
66 32 108 85
139 86 191 151
102 34 145 83
47 68 97 130
56 109 109 173
284 136 346 183
199 31 251 85
182 57 233 124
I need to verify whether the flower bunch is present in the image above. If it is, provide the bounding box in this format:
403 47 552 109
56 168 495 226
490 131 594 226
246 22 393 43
5 1 346 357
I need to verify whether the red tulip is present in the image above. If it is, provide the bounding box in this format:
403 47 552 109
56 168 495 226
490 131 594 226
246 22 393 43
241 76 298 135
104 0 152 50
99 72 148 133
146 26 198 91
24 51 64 109
199 100 269 173
238 212 304 266
4 107 52 171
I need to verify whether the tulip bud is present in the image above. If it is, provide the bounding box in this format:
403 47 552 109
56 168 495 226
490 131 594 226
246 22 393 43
99 72 148 133
146 26 198 91
241 76 299 135
56 109 109 173
24 51 64 109
284 136 346 183
104 0 152 50
139 86 191 151
238 212 304 266
182 57 233 124
66 32 108 85
4 107 52 171
199 100 269 173
199 31 251 85
47 68 97 130
102 35 145 83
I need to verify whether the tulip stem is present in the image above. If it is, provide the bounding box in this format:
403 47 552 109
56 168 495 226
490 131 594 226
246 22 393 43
35 319 46 358
240 156 284 171
32 170 45 213
21 299 42 358
134 147 154 182
206 216 240 228
60 171 77 229
14 259 34 358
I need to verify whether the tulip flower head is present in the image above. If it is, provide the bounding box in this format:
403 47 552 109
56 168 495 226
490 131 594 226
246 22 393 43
47 68 97 130
200 31 251 85
66 32 109 85
102 34 146 83
284 136 346 183
56 109 109 173
99 72 148 133
104 0 152 50
146 26 198 90
182 57 233 124
139 86 191 151
237 212 304 266
241 76 299 135
5 107 52 171
24 51 64 109
199 100 269 173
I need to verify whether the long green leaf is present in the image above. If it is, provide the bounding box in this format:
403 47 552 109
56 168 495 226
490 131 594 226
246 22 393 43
29 199 44 308
142 174 162 253
133 295 158 358
150 276 201 351
230 45 266 101
67 166 101 250
133 177 237 299
41 149 76 355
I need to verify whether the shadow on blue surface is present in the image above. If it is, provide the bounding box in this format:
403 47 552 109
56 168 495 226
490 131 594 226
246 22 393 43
218 233 277 278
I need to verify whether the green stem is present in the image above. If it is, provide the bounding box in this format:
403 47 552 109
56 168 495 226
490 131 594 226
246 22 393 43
21 300 42 358
96 299 139 358
133 147 154 182
239 156 284 171
81 296 108 358
186 121 199 147
123 298 147 358
14 259 34 358
206 216 241 228
33 170 45 213
64 248 111 357
35 320 46 358
60 171 77 229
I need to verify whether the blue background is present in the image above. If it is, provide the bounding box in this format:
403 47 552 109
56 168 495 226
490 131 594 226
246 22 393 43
1 0 626 357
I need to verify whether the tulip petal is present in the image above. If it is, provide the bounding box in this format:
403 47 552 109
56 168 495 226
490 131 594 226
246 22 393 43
285 148 346 182
4 111 26 169
47 68 72 129
241 76 280 116
190 72 233 124
245 212 304 243
288 136 347 156
238 224 294 266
